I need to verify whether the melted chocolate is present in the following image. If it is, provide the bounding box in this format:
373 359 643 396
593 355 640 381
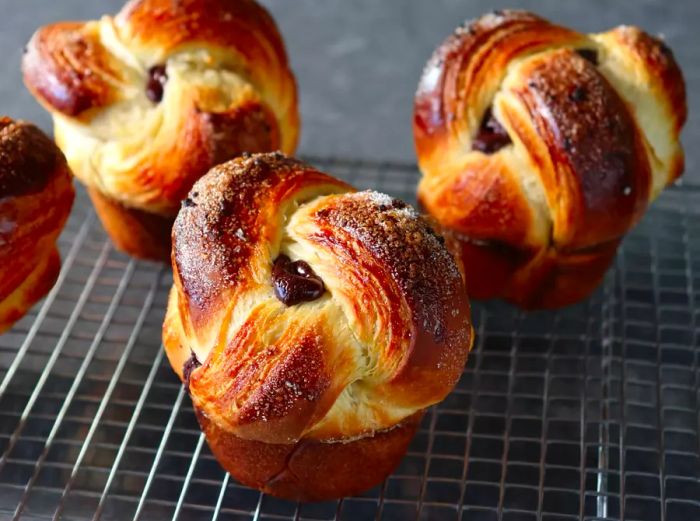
272 255 325 306
146 64 168 102
569 86 587 102
658 40 673 58
378 199 407 212
576 49 599 66
472 108 511 154
182 352 201 390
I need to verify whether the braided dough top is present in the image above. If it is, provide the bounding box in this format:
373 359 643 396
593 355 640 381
23 0 299 215
415 10 685 260
163 153 473 444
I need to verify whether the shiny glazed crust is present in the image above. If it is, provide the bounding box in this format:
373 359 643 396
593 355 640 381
0 118 74 332
163 152 473 499
414 10 686 308
22 0 299 219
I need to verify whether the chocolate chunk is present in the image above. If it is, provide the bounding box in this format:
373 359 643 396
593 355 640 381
658 41 673 58
570 86 587 102
272 255 325 306
576 49 599 66
378 199 407 212
433 322 446 343
472 107 511 154
146 64 168 102
183 352 201 390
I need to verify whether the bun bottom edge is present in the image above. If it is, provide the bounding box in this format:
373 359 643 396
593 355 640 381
196 407 424 502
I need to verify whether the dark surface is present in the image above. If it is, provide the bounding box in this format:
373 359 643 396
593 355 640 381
0 0 697 181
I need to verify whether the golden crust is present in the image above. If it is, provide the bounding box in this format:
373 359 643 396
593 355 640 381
116 0 287 63
22 22 120 118
163 152 472 445
608 26 686 133
414 10 586 165
510 48 650 249
414 10 686 308
0 118 74 332
22 0 299 221
170 153 352 331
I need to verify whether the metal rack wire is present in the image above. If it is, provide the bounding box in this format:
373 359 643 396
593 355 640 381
0 157 698 521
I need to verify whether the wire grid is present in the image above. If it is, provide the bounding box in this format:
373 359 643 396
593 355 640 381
0 157 698 521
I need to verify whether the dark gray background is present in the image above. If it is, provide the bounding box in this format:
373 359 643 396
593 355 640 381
1 0 697 181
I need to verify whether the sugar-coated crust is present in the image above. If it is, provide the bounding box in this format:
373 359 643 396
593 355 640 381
171 153 351 329
0 118 74 332
609 26 686 133
307 191 471 408
511 49 650 249
414 10 586 164
22 0 298 220
414 10 686 308
197 408 423 502
163 153 472 498
0 118 68 197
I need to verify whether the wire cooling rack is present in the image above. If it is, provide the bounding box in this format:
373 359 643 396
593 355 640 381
0 157 698 521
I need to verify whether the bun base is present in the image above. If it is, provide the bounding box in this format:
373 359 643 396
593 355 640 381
196 408 423 502
88 188 173 262
457 236 619 309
